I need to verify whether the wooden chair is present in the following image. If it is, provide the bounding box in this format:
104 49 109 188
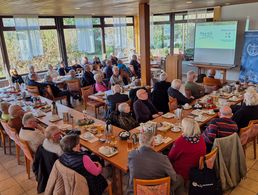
45 85 66 103
168 96 178 112
26 85 40 95
66 79 82 101
184 88 192 99
81 85 105 118
134 177 170 195
239 120 258 159
18 138 34 179
0 125 8 154
199 147 218 169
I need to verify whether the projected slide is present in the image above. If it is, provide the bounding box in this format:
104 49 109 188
194 21 238 66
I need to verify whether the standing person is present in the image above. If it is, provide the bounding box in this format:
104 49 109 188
168 118 206 182
152 72 171 113
103 60 113 81
128 127 185 195
130 54 140 77
185 70 205 98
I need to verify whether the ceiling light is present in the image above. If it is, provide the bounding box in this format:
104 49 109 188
75 7 81 10
186 1 192 4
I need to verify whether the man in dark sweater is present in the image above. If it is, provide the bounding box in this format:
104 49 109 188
81 65 95 87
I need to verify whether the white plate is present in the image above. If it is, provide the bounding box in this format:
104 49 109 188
182 106 192 110
98 146 118 157
171 126 182 132
157 122 173 131
191 109 203 115
162 113 175 119
194 116 208 122
49 116 62 122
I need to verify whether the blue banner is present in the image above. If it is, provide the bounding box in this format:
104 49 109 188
239 31 258 83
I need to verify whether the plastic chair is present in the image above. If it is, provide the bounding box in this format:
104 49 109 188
199 147 218 169
26 85 40 95
134 177 170 195
81 85 105 118
240 120 258 159
168 96 178 112
45 85 66 103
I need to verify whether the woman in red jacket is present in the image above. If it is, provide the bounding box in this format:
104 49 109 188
168 118 206 182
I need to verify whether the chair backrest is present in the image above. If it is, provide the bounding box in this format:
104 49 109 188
134 177 170 195
18 138 34 161
168 96 178 112
199 147 218 169
1 121 20 145
26 85 40 95
240 120 258 146
45 85 55 100
66 79 81 92
81 85 94 102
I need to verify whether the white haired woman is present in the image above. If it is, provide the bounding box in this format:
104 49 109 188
168 118 206 182
94 73 108 92
232 86 258 129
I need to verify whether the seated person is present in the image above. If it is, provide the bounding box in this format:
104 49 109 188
133 89 162 123
59 135 108 195
44 75 72 107
202 106 238 152
66 69 78 81
129 54 140 77
152 72 171 113
110 54 118 65
128 79 146 102
232 87 258 129
27 73 47 96
43 125 63 156
28 64 39 81
81 56 90 68
168 118 206 182
0 102 10 121
168 79 192 105
71 59 83 72
94 73 108 92
128 126 184 195
81 65 95 87
203 69 222 88
19 112 45 153
92 56 102 65
117 59 129 73
117 103 138 131
58 61 70 76
8 105 25 133
185 70 205 98
92 64 104 78
10 68 24 84
106 84 129 116
47 64 58 80
103 60 113 81
110 66 124 86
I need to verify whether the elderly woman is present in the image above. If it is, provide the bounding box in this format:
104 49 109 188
8 105 25 133
128 125 184 195
94 73 108 92
47 64 58 80
10 68 24 84
19 112 45 153
59 134 108 195
168 79 192 105
116 102 138 131
152 72 171 113
0 102 11 121
133 89 162 123
168 118 206 182
43 125 63 156
232 87 258 129
110 66 124 86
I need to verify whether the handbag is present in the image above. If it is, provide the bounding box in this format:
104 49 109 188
188 157 222 195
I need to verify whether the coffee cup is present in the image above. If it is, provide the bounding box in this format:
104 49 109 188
155 135 163 144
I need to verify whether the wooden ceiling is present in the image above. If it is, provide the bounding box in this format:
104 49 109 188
0 0 257 16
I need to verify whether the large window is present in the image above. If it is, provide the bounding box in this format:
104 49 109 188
4 30 60 74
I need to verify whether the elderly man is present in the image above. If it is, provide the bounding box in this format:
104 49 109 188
81 65 95 87
8 105 25 134
117 103 138 131
128 79 146 102
185 70 205 98
133 89 162 123
128 127 185 195
19 112 45 153
27 73 47 96
66 69 78 81
152 72 171 113
202 106 238 152
103 59 113 81
203 69 222 88
168 79 192 105
110 66 124 86
106 84 129 116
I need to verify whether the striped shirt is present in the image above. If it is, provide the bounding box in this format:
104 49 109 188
202 117 238 145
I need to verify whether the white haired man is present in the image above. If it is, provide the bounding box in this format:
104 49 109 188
202 106 238 152
19 112 45 152
128 127 185 195
185 70 205 98
110 66 124 86
167 79 192 105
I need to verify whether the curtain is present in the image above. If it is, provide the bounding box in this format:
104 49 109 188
14 16 43 61
113 17 127 57
75 16 95 53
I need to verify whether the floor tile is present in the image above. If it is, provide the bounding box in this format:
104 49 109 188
2 159 19 169
230 186 256 195
7 165 26 177
0 170 11 182
0 184 25 195
239 177 258 193
19 178 37 191
246 169 258 182
251 160 258 171
0 177 19 192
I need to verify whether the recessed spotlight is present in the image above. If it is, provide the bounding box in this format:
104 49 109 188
75 7 81 10
186 1 192 4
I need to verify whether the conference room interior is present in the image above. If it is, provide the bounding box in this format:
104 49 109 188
1 0 258 195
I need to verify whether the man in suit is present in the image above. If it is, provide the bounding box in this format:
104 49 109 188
128 127 185 195
106 84 129 116
44 75 72 108
128 79 146 103
167 79 193 106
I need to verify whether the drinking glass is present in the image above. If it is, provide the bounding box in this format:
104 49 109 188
127 139 133 151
